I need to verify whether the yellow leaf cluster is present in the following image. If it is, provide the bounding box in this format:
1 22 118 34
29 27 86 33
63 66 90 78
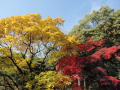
0 14 78 90
26 71 71 90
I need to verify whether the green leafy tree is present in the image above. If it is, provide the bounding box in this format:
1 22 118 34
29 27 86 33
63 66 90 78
69 6 117 43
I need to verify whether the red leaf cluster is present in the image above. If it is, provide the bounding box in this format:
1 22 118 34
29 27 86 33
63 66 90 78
92 67 107 75
77 39 105 52
57 56 86 75
90 46 120 61
57 39 120 89
100 76 120 86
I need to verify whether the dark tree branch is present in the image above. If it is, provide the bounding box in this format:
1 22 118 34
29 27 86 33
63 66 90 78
0 72 18 89
8 47 23 74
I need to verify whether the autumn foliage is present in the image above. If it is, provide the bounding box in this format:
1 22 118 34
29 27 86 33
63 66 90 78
57 39 120 90
0 14 77 90
0 10 120 90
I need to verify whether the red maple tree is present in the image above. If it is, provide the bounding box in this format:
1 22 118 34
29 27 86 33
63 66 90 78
57 39 120 90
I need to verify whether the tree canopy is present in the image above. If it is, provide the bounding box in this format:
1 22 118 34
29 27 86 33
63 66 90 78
68 6 120 90
0 13 78 90
0 6 120 90
69 6 120 45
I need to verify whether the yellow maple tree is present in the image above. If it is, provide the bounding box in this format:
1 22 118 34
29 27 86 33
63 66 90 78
0 14 78 90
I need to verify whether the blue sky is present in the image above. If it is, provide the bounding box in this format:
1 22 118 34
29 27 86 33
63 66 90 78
0 0 120 34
